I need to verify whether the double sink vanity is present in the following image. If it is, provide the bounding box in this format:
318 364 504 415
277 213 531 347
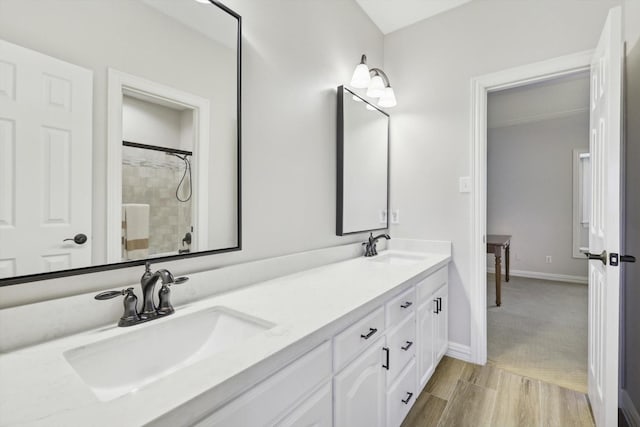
0 2 453 426
0 240 451 427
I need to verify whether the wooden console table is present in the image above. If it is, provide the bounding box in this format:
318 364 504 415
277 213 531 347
487 234 511 307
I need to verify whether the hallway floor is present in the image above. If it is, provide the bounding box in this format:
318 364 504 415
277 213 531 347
401 356 594 427
487 274 588 393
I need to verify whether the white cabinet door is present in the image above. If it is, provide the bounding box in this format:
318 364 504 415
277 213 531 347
386 359 417 427
275 382 332 427
434 285 448 362
334 337 386 427
417 298 436 389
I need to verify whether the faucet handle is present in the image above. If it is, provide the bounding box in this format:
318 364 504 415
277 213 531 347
95 287 136 300
95 288 140 327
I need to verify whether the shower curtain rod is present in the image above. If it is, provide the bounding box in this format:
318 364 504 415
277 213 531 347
122 140 193 157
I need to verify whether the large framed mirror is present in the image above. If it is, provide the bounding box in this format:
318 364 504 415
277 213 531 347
0 0 241 286
336 86 389 235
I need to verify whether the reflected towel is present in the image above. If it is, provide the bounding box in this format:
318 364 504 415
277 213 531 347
122 204 149 260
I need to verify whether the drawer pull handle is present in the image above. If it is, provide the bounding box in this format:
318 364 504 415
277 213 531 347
400 301 413 309
401 341 413 351
434 299 439 314
382 347 390 370
437 297 442 313
402 392 414 404
360 327 378 340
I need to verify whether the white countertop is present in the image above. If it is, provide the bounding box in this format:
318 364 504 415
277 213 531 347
0 245 450 427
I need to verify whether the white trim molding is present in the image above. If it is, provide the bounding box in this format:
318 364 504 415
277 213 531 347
107 69 210 263
621 389 640 427
446 342 473 363
469 50 593 365
486 267 588 284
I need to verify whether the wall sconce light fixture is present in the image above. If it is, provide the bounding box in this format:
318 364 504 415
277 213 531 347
349 54 397 108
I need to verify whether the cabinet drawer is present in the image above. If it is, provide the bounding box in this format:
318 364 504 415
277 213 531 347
386 312 416 384
417 266 448 304
334 306 385 372
386 358 417 427
386 287 416 328
197 341 331 427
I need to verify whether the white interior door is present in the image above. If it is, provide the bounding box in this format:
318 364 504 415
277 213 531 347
587 7 622 427
0 40 92 278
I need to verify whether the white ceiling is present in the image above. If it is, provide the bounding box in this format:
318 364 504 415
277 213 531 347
355 0 473 35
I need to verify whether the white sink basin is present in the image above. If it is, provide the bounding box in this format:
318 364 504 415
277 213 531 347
369 252 426 266
64 307 274 401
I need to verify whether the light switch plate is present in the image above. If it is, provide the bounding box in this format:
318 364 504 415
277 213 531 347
459 176 471 193
391 209 400 224
379 209 388 224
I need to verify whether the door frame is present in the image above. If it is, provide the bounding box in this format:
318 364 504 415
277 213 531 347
106 69 210 263
469 50 594 364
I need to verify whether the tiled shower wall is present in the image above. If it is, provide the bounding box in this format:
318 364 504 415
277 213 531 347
122 146 192 256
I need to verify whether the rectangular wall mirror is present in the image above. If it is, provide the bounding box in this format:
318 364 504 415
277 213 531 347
0 0 241 285
336 86 389 235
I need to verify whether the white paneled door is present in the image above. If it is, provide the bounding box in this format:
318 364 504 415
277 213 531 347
0 40 92 278
587 7 622 427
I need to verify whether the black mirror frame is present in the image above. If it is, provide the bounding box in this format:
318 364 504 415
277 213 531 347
0 0 242 287
336 85 390 236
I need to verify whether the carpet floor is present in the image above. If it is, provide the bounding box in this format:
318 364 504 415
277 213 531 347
487 274 588 393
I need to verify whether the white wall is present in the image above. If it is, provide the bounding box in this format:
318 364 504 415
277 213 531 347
487 113 589 278
0 0 384 307
622 0 640 419
383 0 619 349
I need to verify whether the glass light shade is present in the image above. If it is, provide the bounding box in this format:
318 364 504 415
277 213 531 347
350 63 371 88
366 75 385 98
378 86 397 108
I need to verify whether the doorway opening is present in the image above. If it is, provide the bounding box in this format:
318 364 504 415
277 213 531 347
485 71 590 393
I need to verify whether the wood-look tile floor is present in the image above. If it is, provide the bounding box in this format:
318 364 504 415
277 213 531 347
401 357 594 427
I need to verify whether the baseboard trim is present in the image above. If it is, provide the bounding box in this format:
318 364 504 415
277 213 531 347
621 389 640 427
447 342 473 363
486 267 588 284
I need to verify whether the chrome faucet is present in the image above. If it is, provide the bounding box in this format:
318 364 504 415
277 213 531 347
363 232 391 257
95 262 188 327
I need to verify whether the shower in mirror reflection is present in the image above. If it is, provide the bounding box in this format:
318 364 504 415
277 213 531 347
121 95 195 259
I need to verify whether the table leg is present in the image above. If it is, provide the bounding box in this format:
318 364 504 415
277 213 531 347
494 247 502 307
505 244 510 282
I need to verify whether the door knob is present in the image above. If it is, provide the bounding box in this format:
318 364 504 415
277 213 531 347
63 233 88 245
586 250 607 265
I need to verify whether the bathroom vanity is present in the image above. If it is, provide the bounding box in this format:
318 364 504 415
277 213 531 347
0 240 450 427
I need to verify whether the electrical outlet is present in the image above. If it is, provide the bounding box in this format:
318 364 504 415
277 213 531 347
379 209 388 224
459 176 471 193
391 209 400 224
545 256 552 264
